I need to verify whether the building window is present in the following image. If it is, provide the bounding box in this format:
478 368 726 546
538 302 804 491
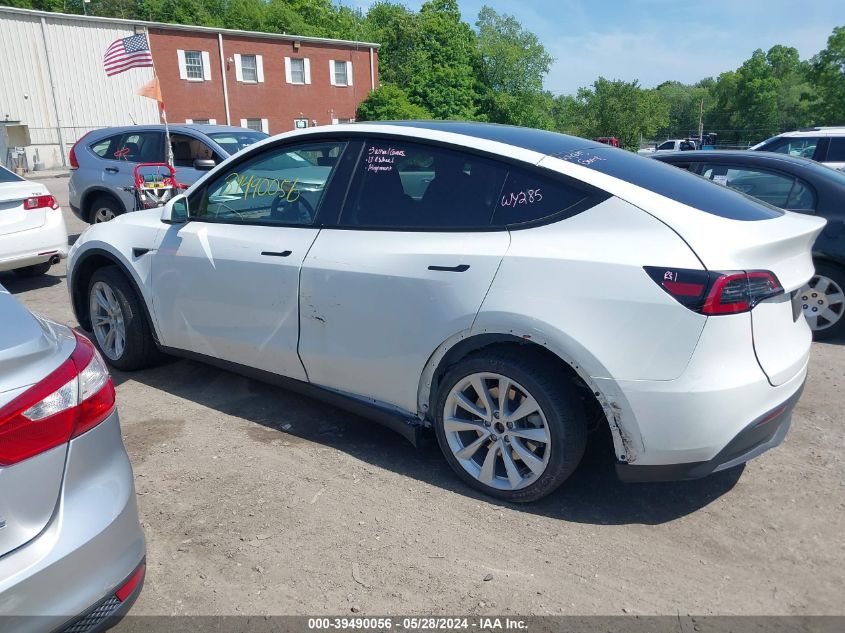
178 50 210 81
185 51 203 80
333 60 349 86
190 119 210 124
291 58 305 83
241 55 258 82
285 57 310 84
241 118 268 133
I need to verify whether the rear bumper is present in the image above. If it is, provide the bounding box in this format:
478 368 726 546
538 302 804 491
0 411 146 633
0 209 68 273
593 311 809 476
617 380 804 482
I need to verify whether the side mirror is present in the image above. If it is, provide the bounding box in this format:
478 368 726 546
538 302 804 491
161 194 189 224
193 158 216 170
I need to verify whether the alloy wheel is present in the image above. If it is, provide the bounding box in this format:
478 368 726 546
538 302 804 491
93 207 116 223
443 372 551 491
89 281 126 361
800 274 844 332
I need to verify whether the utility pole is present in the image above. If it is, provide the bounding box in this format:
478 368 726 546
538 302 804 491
698 98 704 144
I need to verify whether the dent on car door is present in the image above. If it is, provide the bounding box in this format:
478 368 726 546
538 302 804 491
298 138 512 413
150 139 348 380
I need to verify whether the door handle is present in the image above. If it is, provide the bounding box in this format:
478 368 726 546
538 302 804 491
105 167 119 174
428 264 470 273
261 250 292 257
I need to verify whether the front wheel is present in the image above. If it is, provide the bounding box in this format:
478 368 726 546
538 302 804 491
801 262 845 341
88 266 160 370
434 350 587 502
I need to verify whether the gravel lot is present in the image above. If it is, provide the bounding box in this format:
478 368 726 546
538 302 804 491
4 176 844 617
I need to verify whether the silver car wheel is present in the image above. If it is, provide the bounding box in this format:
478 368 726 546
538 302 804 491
443 372 551 491
93 207 116 223
800 275 844 331
90 281 126 361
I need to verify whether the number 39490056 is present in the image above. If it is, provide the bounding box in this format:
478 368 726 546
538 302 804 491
501 188 542 207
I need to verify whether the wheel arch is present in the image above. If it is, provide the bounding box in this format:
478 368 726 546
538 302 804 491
71 248 160 345
81 187 128 222
417 329 642 463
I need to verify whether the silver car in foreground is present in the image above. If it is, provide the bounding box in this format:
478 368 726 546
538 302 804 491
0 287 145 632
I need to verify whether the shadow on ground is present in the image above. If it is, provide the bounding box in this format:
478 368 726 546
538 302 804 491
0 270 64 293
112 355 744 526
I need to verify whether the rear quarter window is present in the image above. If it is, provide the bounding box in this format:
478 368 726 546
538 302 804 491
90 135 122 158
491 167 595 226
561 146 784 221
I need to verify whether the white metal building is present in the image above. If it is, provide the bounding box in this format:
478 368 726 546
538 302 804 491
0 6 159 169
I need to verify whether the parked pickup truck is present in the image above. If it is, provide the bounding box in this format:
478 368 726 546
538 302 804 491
638 139 697 155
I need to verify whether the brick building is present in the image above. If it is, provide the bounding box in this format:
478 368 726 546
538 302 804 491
0 5 379 168
148 26 379 133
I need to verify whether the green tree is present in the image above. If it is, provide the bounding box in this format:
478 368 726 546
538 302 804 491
654 80 711 139
809 26 845 124
356 83 431 121
475 5 554 128
708 46 813 143
573 77 668 150
362 0 478 120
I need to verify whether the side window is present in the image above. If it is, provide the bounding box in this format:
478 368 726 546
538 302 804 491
190 141 345 225
491 166 589 226
170 133 222 167
90 135 123 158
680 141 695 151
766 137 819 159
341 140 507 229
111 132 163 163
657 141 675 150
701 164 795 208
826 138 845 162
786 179 816 211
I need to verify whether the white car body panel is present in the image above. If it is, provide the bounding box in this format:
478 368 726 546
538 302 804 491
299 229 510 412
152 222 319 381
473 197 706 383
0 178 68 272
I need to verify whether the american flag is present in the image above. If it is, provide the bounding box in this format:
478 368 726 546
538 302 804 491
103 33 154 77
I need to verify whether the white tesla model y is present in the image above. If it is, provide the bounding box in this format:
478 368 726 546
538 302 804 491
67 122 825 501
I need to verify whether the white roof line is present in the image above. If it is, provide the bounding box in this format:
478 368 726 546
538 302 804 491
0 5 380 49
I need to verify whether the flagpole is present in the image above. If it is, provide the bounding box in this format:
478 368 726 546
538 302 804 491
144 26 173 168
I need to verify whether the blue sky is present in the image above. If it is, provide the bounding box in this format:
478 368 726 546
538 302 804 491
342 0 844 94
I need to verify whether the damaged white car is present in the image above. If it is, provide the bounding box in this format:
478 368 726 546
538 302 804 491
67 122 824 501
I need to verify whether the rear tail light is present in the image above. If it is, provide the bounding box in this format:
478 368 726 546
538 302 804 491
115 562 146 602
645 267 783 315
68 132 91 170
0 332 116 466
24 195 59 211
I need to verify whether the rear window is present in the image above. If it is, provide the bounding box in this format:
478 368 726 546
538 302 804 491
208 131 268 155
556 146 784 221
0 166 23 182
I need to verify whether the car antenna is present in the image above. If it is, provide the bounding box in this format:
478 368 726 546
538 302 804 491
128 112 137 125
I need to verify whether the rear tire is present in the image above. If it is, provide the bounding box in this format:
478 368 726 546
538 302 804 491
87 266 159 370
805 261 845 341
89 195 122 224
12 261 52 277
434 349 587 502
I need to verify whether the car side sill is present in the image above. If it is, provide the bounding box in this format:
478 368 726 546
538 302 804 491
158 346 423 447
